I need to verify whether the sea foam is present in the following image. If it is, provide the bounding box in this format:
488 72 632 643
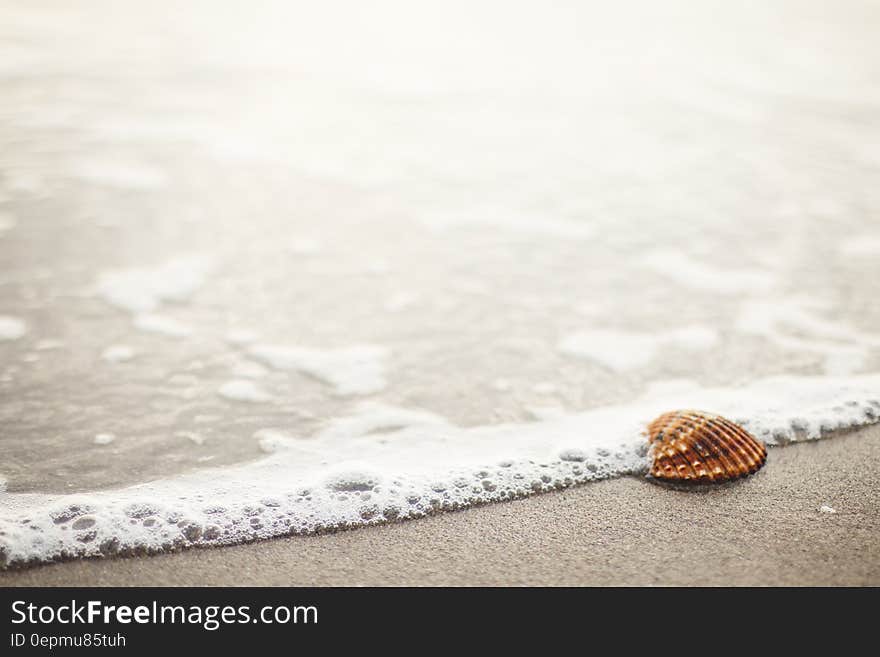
0 315 27 341
218 379 271 403
96 256 212 314
558 326 719 372
247 344 390 396
1 374 878 568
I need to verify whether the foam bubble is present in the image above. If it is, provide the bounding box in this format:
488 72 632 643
176 431 205 446
93 433 116 445
323 466 382 493
218 380 271 403
0 316 27 341
97 256 212 314
100 344 135 363
253 429 296 454
248 343 390 395
132 314 192 338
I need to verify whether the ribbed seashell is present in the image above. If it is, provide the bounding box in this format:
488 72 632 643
646 410 767 484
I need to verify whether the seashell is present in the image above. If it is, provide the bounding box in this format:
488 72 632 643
646 410 767 484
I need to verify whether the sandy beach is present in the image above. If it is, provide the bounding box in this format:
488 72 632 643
3 424 877 587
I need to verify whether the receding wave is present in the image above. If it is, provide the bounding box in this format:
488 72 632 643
2 375 878 568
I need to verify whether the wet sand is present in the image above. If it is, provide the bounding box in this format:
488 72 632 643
2 424 878 586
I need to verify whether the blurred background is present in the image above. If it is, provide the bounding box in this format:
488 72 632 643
1 0 879 495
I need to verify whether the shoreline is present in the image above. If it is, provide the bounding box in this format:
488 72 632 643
2 424 878 586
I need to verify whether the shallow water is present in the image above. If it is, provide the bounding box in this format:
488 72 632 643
1 0 879 566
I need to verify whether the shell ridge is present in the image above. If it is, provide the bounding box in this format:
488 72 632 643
710 421 755 468
679 414 744 478
672 445 699 480
700 420 753 474
716 419 765 470
646 410 767 484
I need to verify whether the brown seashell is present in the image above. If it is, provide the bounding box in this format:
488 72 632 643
646 410 767 484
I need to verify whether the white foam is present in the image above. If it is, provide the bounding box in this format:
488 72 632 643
218 380 271 403
253 429 298 454
97 256 212 314
315 403 450 441
93 433 116 445
818 505 837 514
132 314 192 338
0 315 27 341
100 344 135 363
176 431 205 446
560 331 657 371
1 374 877 568
737 297 880 374
641 250 775 295
558 326 719 372
248 343 390 395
